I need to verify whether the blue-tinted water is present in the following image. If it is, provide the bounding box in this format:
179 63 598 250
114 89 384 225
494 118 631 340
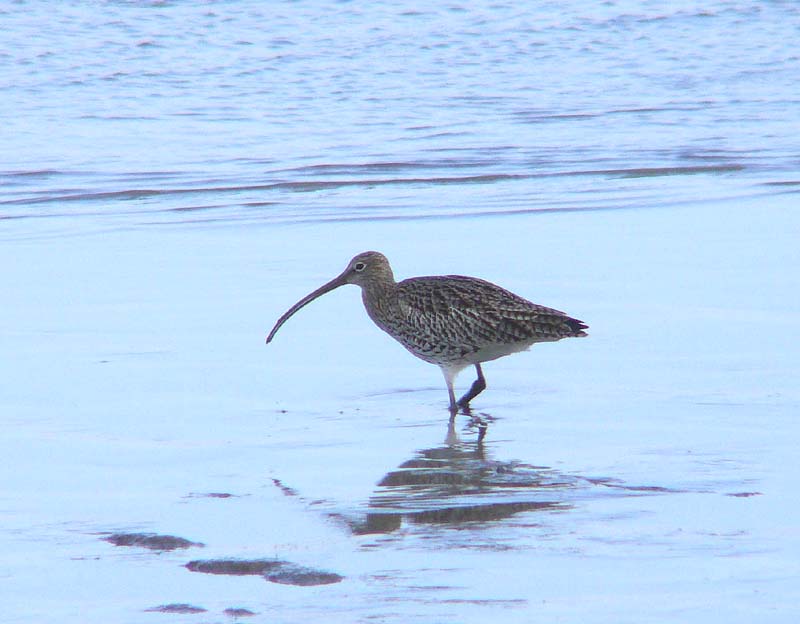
2 1 799 231
2 2 799 623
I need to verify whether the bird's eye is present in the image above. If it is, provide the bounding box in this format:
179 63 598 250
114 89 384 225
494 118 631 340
354 262 366 272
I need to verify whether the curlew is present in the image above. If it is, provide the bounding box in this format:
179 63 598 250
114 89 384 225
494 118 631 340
266 251 587 414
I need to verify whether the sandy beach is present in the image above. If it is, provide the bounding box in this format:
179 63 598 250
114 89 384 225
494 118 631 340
3 189 799 622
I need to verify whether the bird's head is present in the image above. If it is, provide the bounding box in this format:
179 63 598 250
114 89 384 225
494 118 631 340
266 251 395 343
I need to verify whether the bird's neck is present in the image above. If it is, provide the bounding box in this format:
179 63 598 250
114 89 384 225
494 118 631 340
360 279 398 326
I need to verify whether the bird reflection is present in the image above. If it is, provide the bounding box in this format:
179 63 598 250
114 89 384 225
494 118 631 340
448 407 488 444
339 419 577 535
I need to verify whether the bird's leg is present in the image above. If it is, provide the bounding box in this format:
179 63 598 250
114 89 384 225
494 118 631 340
442 367 459 415
447 383 458 416
457 364 486 409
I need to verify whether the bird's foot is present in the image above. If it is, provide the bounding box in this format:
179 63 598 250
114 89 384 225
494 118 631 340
449 400 475 419
456 399 473 413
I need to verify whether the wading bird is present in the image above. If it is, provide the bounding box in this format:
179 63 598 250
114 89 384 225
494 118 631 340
266 251 587 414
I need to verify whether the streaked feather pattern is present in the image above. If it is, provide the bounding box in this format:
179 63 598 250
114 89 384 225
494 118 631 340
363 274 587 366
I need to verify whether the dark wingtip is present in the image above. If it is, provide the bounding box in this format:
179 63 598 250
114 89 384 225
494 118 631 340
566 317 589 337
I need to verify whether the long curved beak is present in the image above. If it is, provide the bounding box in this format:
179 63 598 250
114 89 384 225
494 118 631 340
266 272 350 344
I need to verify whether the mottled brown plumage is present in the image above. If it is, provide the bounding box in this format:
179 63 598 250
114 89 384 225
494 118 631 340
267 251 587 412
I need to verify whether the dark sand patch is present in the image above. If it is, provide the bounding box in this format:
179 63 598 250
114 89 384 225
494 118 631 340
185 492 239 499
102 532 204 551
186 558 343 586
145 603 206 614
265 563 344 586
224 607 257 617
186 558 284 576
272 478 300 497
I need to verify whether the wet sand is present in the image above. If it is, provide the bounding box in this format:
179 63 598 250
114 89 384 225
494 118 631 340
2 192 799 622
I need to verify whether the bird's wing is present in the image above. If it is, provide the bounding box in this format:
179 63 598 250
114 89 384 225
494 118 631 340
396 276 585 350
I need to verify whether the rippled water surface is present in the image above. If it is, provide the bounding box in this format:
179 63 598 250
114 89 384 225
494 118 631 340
2 2 799 623
3 1 799 230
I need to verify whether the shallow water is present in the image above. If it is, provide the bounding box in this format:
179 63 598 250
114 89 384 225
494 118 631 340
2 2 800 623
